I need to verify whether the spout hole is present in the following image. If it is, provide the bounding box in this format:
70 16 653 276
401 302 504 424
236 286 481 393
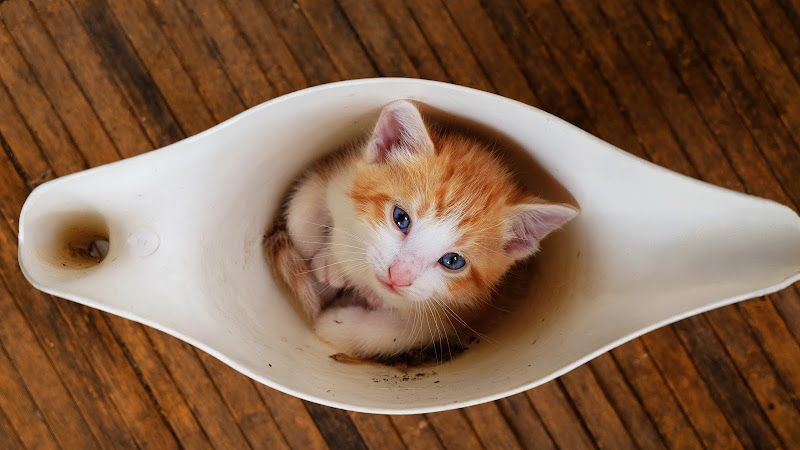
74 238 110 262
31 211 112 271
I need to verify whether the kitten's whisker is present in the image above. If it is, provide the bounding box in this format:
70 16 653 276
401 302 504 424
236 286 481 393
291 239 365 251
291 234 366 246
431 302 453 362
323 262 368 285
471 295 511 313
310 250 364 258
472 242 507 258
421 303 437 361
423 302 444 365
433 299 464 351
297 219 369 244
295 258 363 275
435 298 498 344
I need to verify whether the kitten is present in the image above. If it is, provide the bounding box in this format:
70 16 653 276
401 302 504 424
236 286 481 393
265 100 578 362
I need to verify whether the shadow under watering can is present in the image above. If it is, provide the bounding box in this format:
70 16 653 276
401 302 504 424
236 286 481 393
17 79 800 414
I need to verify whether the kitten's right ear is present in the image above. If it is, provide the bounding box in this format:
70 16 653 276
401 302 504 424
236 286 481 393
504 203 579 260
366 100 435 164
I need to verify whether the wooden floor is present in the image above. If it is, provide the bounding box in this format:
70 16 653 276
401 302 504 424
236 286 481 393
1 0 799 448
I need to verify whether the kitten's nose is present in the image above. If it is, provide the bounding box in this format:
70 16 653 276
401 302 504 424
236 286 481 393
388 263 415 287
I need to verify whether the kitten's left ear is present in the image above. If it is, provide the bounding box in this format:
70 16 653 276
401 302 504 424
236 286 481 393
504 203 579 259
366 100 435 164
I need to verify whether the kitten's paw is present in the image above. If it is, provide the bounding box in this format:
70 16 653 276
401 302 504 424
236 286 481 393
314 305 419 358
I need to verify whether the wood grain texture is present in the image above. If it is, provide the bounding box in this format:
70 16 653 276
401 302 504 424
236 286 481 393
1 0 799 448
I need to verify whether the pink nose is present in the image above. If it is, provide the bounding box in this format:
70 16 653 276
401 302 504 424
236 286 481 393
388 263 416 287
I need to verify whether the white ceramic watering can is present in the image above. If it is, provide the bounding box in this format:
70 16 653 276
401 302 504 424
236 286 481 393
18 79 800 414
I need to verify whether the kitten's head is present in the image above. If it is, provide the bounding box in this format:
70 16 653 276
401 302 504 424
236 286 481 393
348 100 578 311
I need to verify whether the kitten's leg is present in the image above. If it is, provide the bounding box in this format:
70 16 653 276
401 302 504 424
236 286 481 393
264 228 323 319
286 172 332 259
286 172 353 289
314 304 448 358
266 172 337 320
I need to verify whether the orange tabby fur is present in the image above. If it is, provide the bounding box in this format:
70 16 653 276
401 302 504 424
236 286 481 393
265 100 578 361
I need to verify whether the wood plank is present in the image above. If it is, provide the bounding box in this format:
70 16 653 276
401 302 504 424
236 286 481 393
555 0 696 178
672 316 782 448
65 0 184 147
295 0 378 78
461 403 522 450
61 306 180 448
87 0 214 135
440 0 538 105
219 0 308 94
403 0 494 92
23 0 153 160
704 304 800 445
424 410 483 450
713 0 800 148
0 282 100 449
525 381 594 449
0 84 50 186
604 0 795 208
370 0 448 81
179 0 276 107
390 414 445 449
611 341 702 448
108 317 213 448
477 0 590 128
0 342 60 449
748 0 800 81
0 246 140 448
145 330 251 449
0 2 121 167
337 0 419 77
141 0 247 123
771 288 800 341
517 0 645 156
559 365 636 449
347 412 406 450
649 0 800 207
0 125 39 235
587 356 665 449
495 394 556 450
303 401 367 449
197 352 291 449
261 0 342 85
0 24 88 175
254 385 328 450
641 328 743 448
0 405 25 450
738 298 800 411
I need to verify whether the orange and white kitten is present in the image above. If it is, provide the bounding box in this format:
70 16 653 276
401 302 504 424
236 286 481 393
266 100 578 360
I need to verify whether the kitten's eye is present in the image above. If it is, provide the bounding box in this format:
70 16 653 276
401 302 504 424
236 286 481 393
438 252 466 270
393 206 410 234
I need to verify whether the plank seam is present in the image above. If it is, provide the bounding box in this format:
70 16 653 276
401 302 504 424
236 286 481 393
100 313 185 448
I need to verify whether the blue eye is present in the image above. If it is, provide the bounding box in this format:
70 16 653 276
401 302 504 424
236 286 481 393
393 206 410 234
438 253 466 270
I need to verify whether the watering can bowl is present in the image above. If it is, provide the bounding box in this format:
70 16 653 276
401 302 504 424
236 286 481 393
17 79 800 414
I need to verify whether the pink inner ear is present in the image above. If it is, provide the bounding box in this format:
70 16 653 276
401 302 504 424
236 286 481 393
372 113 403 164
504 204 578 256
367 101 433 163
